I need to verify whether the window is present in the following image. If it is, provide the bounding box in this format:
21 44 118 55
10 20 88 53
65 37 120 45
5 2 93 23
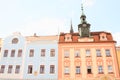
0 47 1 52
11 50 15 57
96 49 101 57
108 65 113 73
12 38 19 44
3 50 8 57
0 65 5 73
64 67 69 74
40 65 44 74
87 66 92 74
75 50 80 57
15 65 20 74
76 66 80 74
41 49 45 57
8 65 13 73
28 65 33 74
29 49 34 57
105 49 111 57
18 49 22 57
50 49 55 57
50 65 55 74
86 49 90 57
64 50 69 58
98 66 103 74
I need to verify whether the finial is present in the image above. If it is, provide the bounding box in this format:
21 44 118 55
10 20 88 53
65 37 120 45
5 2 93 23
81 4 84 15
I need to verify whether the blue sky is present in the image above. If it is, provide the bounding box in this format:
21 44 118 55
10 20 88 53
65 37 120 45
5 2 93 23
0 0 120 45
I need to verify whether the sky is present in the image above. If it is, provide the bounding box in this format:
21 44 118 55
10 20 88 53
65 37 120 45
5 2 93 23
0 0 120 45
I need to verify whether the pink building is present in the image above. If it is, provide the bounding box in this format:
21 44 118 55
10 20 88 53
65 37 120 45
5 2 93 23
58 6 120 80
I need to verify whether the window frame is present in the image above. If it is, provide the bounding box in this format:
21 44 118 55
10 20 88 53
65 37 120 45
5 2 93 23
50 65 55 74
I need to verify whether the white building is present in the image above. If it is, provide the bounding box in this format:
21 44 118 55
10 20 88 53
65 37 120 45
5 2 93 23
0 33 58 80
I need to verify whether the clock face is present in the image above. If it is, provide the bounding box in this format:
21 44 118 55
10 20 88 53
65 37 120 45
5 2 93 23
83 24 87 27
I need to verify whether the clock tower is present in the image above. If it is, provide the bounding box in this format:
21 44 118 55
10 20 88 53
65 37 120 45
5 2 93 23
78 4 90 37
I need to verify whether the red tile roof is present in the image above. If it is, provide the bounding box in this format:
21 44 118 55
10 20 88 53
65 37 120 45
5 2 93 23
59 31 116 43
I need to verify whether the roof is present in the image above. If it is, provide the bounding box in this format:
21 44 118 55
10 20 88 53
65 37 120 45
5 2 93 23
59 31 116 43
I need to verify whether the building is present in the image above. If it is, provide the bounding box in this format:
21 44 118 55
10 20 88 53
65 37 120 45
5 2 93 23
58 6 120 80
0 33 58 80
116 46 120 72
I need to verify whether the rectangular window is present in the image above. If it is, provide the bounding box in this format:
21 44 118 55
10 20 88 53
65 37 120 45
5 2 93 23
3 50 8 57
40 65 44 74
105 49 111 57
64 67 69 74
29 49 34 57
8 65 13 73
76 66 80 74
18 49 22 57
75 50 80 57
28 65 33 74
87 66 92 74
98 66 103 74
0 65 5 73
41 49 45 57
108 65 113 73
0 47 1 52
15 65 20 74
50 65 55 74
50 49 55 57
86 49 91 57
96 49 101 57
64 50 69 58
11 50 15 57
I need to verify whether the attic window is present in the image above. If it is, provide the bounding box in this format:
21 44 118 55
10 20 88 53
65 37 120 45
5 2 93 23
100 33 107 41
65 34 72 42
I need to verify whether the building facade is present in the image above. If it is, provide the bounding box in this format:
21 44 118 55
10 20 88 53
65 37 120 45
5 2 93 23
0 33 58 80
58 7 120 80
116 46 120 72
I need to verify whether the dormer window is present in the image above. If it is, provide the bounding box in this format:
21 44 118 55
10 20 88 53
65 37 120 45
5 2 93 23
65 34 72 42
100 33 107 41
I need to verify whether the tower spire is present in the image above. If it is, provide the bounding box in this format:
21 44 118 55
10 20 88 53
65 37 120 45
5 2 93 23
81 4 84 15
80 4 87 24
70 19 74 33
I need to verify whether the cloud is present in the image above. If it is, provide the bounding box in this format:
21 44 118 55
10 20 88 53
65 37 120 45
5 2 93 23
82 0 96 7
